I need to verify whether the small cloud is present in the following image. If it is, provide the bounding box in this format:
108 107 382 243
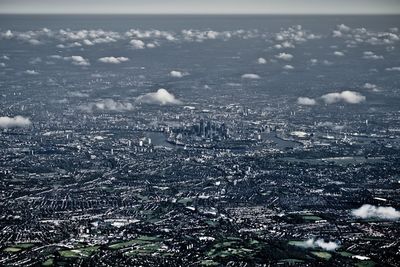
363 51 384 60
283 64 294 70
337 24 351 32
83 39 94 46
49 55 63 60
297 97 316 106
363 83 380 92
2 30 13 39
275 52 293 61
385 66 400 72
314 239 340 251
24 70 39 75
282 41 295 48
0 116 32 128
257 57 267 64
352 204 400 220
321 91 366 104
130 39 145 49
146 43 157 48
332 24 350 38
241 73 260 79
334 51 345 57
64 56 90 66
136 88 182 105
28 39 41 45
291 238 339 251
98 56 129 64
169 70 188 78
332 30 343 38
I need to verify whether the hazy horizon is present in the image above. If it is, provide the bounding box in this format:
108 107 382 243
1 0 400 15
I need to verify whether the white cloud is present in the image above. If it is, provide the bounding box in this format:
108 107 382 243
297 97 316 106
257 57 267 64
363 51 384 60
274 25 320 47
338 24 351 32
83 39 94 46
283 64 294 70
170 70 187 78
98 56 129 64
92 36 117 44
206 30 219 39
386 66 400 72
24 70 39 75
332 24 400 47
334 51 345 57
241 73 260 79
314 239 340 251
292 238 339 251
28 39 41 45
321 91 366 104
352 204 400 220
0 116 32 128
281 41 295 48
332 30 343 38
64 56 90 66
2 30 13 39
363 83 380 92
146 43 157 48
136 88 182 105
275 52 293 61
130 39 145 49
49 55 63 60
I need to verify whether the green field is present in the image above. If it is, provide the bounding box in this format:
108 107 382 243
311 251 332 260
339 251 354 257
3 243 35 253
109 240 137 249
201 259 219 266
59 245 99 258
3 247 22 253
42 258 54 266
109 235 164 257
279 259 305 264
356 260 376 267
205 238 259 261
302 215 323 221
14 243 35 249
288 240 305 247
110 235 162 250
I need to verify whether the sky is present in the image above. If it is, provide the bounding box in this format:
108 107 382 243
0 0 400 14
